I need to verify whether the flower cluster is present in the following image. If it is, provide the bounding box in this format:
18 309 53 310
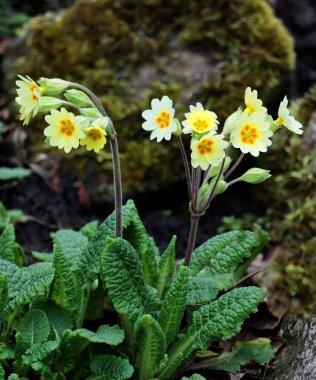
141 87 303 213
16 76 109 154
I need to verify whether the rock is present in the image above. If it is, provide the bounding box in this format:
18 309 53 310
269 318 316 380
3 0 295 202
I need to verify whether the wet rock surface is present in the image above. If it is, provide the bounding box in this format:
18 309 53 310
269 318 316 380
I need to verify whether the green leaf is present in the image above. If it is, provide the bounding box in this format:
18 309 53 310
0 224 15 262
134 314 166 380
159 266 189 345
17 309 50 346
31 251 53 263
157 236 176 298
0 343 14 359
2 261 54 317
97 200 159 287
35 301 74 341
71 325 125 345
101 238 160 322
52 243 80 314
0 364 4 380
0 201 24 230
0 167 31 181
85 280 105 321
198 338 274 372
80 220 99 239
181 375 206 380
0 272 8 322
157 352 184 380
164 287 265 378
190 231 258 276
87 354 134 380
22 341 59 376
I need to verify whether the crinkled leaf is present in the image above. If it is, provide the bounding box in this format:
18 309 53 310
17 309 50 346
0 272 8 322
0 167 31 181
22 340 59 368
31 251 53 263
52 244 80 314
71 325 124 345
101 238 160 322
134 314 166 379
0 343 14 360
159 266 189 345
190 231 258 276
157 352 183 380
87 354 134 380
35 301 74 341
164 287 265 378
181 375 206 380
0 224 15 262
157 235 176 298
2 261 54 317
80 220 99 240
199 338 274 372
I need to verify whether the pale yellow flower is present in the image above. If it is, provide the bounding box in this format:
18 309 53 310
182 103 219 134
44 108 85 153
15 75 44 125
142 96 177 142
244 87 267 115
80 125 107 153
230 112 272 157
191 131 228 170
275 96 303 134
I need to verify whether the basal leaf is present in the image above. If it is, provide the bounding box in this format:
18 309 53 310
157 236 176 298
0 224 15 263
71 325 125 346
164 287 265 378
80 220 99 239
0 343 14 360
35 301 74 341
87 354 134 380
3 261 54 317
159 266 189 346
22 341 59 370
157 352 183 380
0 363 4 380
101 238 160 322
52 243 80 314
190 231 258 276
199 338 274 372
0 272 8 322
17 309 50 346
181 375 206 380
133 314 166 380
0 167 31 181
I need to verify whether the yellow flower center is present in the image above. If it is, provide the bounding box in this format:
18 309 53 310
197 138 213 155
86 127 103 141
275 116 284 126
244 104 255 115
240 124 259 145
156 111 170 129
60 119 76 137
29 83 39 101
193 118 209 132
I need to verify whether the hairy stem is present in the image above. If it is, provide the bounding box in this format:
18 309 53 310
110 135 123 238
224 152 244 180
178 136 193 201
69 82 123 238
184 214 200 267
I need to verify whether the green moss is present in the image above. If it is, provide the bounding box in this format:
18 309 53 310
5 0 294 199
258 86 316 315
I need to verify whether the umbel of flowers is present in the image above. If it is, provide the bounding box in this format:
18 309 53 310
142 88 303 265
16 75 123 238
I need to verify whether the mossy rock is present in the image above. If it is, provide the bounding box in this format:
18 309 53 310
258 85 316 315
3 0 294 202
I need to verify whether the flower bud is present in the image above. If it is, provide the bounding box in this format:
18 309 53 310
38 97 66 113
79 107 102 118
173 118 182 137
92 117 109 131
222 107 243 135
213 179 228 195
64 89 93 107
239 168 271 184
38 77 70 96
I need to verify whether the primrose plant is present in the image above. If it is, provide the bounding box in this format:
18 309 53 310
0 76 302 379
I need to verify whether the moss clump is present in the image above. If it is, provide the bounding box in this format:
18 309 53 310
4 0 294 200
258 86 316 315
